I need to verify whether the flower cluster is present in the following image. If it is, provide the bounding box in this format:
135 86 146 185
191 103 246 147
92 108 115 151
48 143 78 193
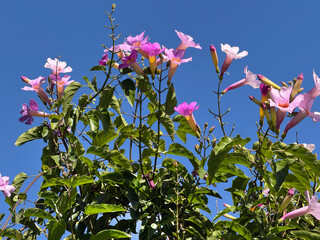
20 58 75 125
99 30 200 81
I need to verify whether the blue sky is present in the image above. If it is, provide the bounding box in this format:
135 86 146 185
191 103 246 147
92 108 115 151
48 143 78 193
2 0 320 237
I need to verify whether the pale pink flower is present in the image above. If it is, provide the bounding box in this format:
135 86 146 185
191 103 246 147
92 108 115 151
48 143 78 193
222 66 260 94
163 48 192 83
220 44 248 79
21 76 51 106
281 190 320 221
44 58 72 78
175 30 202 51
300 143 315 152
174 102 199 134
55 75 74 98
269 86 303 129
283 93 320 135
126 31 148 49
0 175 15 197
308 70 320 98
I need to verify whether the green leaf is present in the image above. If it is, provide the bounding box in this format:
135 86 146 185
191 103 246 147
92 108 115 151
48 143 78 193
92 130 118 147
62 81 82 111
12 172 28 193
90 65 106 71
120 78 136 107
91 229 131 240
41 178 72 189
85 204 126 215
216 221 252 240
56 187 77 214
173 115 197 143
48 219 66 240
82 76 97 92
291 230 320 240
97 109 111 135
71 176 95 188
99 86 115 109
207 136 250 184
165 83 177 115
284 174 308 194
24 208 56 221
160 114 175 141
78 94 89 108
1 228 23 239
166 143 200 169
15 126 45 146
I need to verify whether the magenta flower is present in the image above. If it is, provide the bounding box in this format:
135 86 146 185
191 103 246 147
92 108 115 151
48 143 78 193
119 50 144 75
279 188 295 213
44 58 72 79
21 76 51 106
281 190 320 221
283 93 320 135
220 44 248 80
269 86 303 129
99 50 109 66
174 102 199 134
126 31 148 49
163 48 192 83
19 99 50 125
0 175 15 197
308 70 320 98
175 30 202 51
222 66 260 94
140 42 164 78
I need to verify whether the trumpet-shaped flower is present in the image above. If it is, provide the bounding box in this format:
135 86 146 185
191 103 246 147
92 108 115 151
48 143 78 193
19 99 50 125
126 31 148 49
281 190 320 221
174 102 199 134
222 66 260 94
99 50 109 66
21 76 51 106
119 50 144 75
283 93 320 135
269 86 303 129
308 70 320 98
220 44 248 79
175 30 202 51
140 42 164 78
56 75 74 98
163 48 192 83
0 175 15 197
44 58 72 78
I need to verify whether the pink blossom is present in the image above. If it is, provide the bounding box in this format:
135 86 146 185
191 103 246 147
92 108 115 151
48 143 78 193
19 99 50 125
300 143 315 152
140 42 164 78
308 70 320 98
222 66 260 94
126 31 148 49
175 30 202 51
174 102 199 134
269 86 303 129
0 175 15 197
163 48 192 83
283 93 320 135
21 76 51 106
281 190 320 221
55 75 74 99
44 58 72 79
220 44 248 80
99 50 109 66
119 50 144 75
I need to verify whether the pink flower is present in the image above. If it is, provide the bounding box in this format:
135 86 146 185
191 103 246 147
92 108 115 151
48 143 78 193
0 175 15 197
99 50 109 66
269 86 303 129
281 190 320 221
283 93 320 135
175 30 202 51
163 48 192 83
119 50 144 75
300 143 315 152
308 70 320 98
44 58 72 78
222 66 260 94
19 99 50 125
55 75 74 99
126 31 148 49
140 42 164 78
21 76 51 106
174 102 199 134
220 44 248 80
279 188 295 213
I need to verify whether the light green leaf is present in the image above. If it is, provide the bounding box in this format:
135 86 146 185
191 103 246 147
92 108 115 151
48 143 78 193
85 204 126 215
15 126 45 146
90 229 131 240
166 143 200 169
48 219 66 240
62 82 82 111
24 208 56 221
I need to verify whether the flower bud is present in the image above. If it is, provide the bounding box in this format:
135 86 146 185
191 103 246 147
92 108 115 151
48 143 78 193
209 126 215 134
278 188 294 213
111 3 116 10
257 74 281 90
290 73 303 102
210 44 219 73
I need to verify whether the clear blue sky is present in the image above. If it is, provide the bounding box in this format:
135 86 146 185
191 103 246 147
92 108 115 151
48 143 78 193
2 0 320 236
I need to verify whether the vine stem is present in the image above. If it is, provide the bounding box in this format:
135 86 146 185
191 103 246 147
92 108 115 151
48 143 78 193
1 166 58 232
216 80 227 136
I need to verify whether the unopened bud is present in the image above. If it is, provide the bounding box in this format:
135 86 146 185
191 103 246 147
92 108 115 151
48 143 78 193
204 122 208 129
257 74 281 90
249 96 263 107
209 126 215 134
281 81 288 87
223 214 236 220
194 144 200 152
288 81 293 86
210 44 219 73
290 73 303 102
297 87 304 94
111 3 116 10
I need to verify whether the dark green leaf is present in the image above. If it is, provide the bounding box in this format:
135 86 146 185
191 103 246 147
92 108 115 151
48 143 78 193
48 219 66 240
166 143 199 169
24 208 56 221
72 176 95 188
99 86 115 109
165 83 177 115
160 114 175 141
12 172 28 193
90 65 106 71
15 126 45 146
62 82 82 111
120 78 136 107
82 76 97 92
